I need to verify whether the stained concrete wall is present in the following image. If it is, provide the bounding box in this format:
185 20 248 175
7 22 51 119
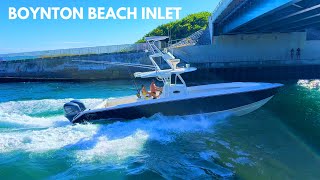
172 32 320 81
0 51 151 80
172 32 320 64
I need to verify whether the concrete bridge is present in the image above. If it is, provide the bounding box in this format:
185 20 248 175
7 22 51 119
170 0 320 65
169 0 320 82
209 0 320 37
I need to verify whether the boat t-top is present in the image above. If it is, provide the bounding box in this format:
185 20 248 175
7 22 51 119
64 36 283 124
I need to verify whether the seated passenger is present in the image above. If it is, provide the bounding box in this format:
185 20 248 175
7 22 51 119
140 85 151 99
150 80 162 99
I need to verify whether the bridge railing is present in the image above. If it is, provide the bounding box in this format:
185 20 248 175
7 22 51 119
0 43 148 61
169 29 206 49
210 0 232 22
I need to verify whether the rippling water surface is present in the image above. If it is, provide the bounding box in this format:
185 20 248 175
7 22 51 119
0 81 319 179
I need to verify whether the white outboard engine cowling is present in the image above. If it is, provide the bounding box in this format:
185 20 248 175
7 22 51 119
63 100 86 122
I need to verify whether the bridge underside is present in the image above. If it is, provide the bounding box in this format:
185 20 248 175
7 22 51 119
212 0 320 35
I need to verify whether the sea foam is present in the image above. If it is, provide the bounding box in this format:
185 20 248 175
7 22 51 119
0 98 229 165
0 98 103 128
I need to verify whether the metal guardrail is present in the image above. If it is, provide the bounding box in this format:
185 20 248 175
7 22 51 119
0 43 148 61
169 29 206 49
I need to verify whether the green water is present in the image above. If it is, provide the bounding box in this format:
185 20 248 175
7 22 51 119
0 81 319 179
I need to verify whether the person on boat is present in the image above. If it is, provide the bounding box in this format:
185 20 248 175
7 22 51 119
150 80 162 99
140 85 151 99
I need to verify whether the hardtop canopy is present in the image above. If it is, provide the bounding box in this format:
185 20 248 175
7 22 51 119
134 67 197 79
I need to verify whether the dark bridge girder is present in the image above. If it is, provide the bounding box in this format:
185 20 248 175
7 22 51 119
211 0 320 35
254 12 320 33
237 0 320 33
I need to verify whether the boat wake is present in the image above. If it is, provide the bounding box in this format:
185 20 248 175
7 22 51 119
0 98 227 152
0 98 104 128
298 79 320 89
0 98 241 178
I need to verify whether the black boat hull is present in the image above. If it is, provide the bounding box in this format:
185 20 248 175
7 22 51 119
71 86 280 124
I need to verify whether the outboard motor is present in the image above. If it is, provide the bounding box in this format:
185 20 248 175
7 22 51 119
63 100 86 122
71 100 86 111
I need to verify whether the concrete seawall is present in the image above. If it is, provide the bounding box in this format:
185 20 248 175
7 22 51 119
172 32 320 63
1 32 320 82
173 32 320 81
0 51 151 81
